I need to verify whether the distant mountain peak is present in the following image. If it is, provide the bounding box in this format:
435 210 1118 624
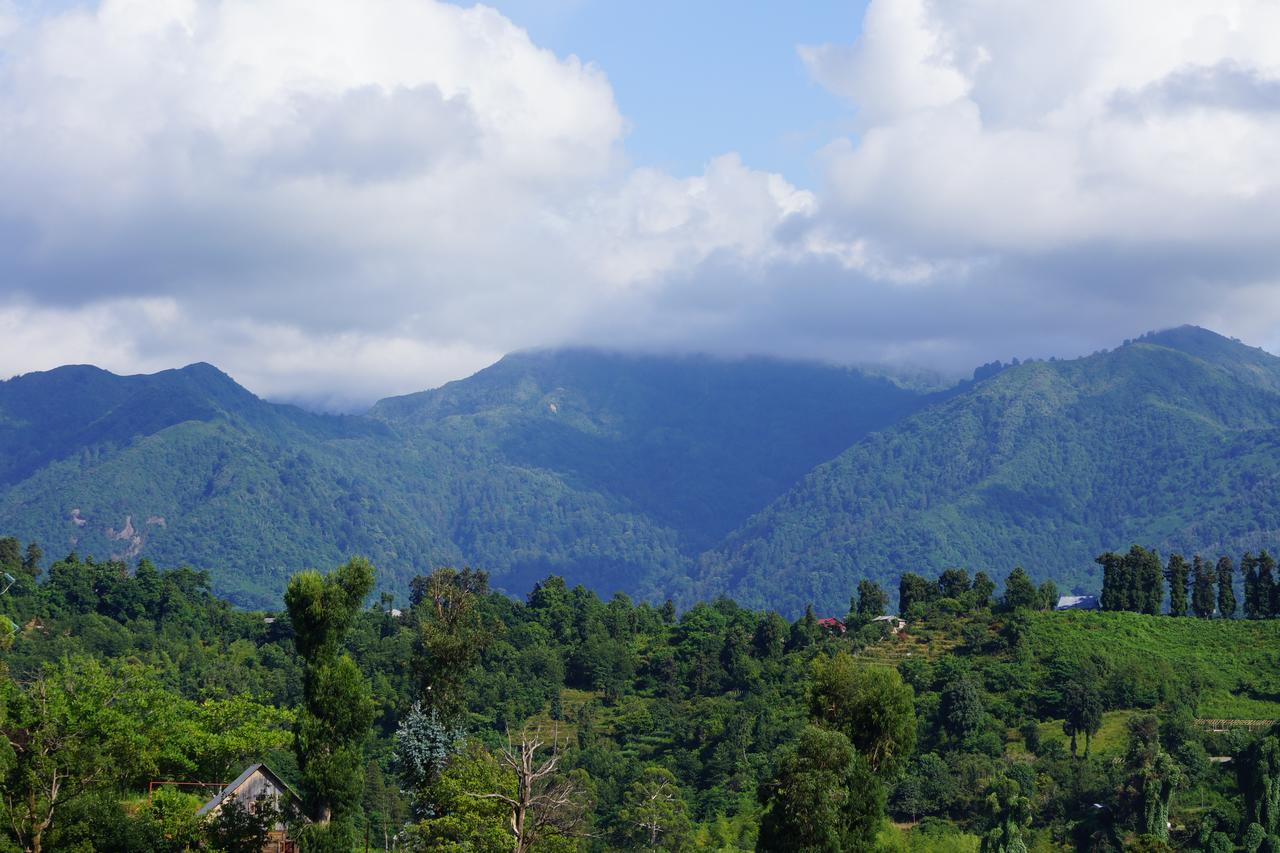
1135 324 1271 359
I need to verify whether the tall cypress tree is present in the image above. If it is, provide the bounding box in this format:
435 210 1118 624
1127 545 1163 616
285 557 377 849
1216 555 1237 620
1259 551 1277 619
1165 554 1189 617
1118 553 1136 611
1191 556 1216 618
1098 553 1123 612
1243 553 1261 619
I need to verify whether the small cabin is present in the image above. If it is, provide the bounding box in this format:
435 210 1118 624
1055 595 1099 611
197 763 303 852
873 615 907 634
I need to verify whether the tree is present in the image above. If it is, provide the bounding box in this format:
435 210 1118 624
1165 554 1189 617
1238 727 1280 838
1000 567 1039 613
1127 546 1164 615
1098 552 1127 611
941 675 985 745
618 765 691 850
660 599 677 625
0 657 146 853
787 605 820 651
854 580 888 622
752 612 789 660
410 741 513 853
139 787 207 853
1191 556 1216 618
979 773 1031 853
1218 555 1238 619
21 541 42 579
364 760 408 853
1260 552 1278 619
971 572 996 609
411 567 493 720
1244 553 1262 619
937 569 971 601
284 557 376 848
471 725 590 853
898 573 934 616
757 726 883 853
1038 580 1059 612
393 702 465 808
1062 679 1104 759
890 753 956 821
0 537 19 573
1123 715 1181 842
809 651 916 776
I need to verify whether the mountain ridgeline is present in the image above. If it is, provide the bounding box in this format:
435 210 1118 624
0 350 923 607
3 327 1280 613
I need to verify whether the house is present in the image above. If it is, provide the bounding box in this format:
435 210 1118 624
1055 595 1100 611
873 615 907 634
817 617 846 635
197 763 303 852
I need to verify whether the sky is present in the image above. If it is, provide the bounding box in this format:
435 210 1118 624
2 0 1280 410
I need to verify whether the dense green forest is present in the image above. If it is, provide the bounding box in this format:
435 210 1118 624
709 327 1280 613
4 536 1280 851
8 328 1280 616
0 352 925 609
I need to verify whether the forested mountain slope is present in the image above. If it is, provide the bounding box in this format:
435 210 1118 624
705 327 1280 613
0 352 922 606
370 350 925 551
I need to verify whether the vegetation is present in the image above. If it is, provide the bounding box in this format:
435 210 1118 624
4 534 1280 850
710 326 1280 613
0 353 923 609
10 327 1280 619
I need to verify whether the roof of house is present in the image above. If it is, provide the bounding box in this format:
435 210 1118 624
1055 595 1099 610
873 614 905 622
196 763 303 817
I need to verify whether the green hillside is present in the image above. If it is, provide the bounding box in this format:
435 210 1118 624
8 328 1280 614
1026 610 1280 719
0 352 921 606
707 327 1280 613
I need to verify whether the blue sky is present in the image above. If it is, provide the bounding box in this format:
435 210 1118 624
479 1 868 185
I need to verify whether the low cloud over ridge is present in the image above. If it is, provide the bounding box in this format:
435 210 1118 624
3 0 1280 408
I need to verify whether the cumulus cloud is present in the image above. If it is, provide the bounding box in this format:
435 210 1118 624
3 0 1280 407
798 0 1280 361
0 0 828 404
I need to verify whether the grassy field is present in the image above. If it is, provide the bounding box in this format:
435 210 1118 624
878 822 981 852
1027 610 1280 719
1034 709 1143 758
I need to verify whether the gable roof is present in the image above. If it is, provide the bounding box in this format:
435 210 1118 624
196 763 303 817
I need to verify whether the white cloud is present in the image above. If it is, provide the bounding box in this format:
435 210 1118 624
792 0 1280 363
4 0 1280 408
0 0 817 406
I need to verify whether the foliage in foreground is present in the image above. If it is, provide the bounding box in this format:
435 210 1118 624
3 540 1280 850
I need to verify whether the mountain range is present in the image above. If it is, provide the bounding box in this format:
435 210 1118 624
2 326 1279 613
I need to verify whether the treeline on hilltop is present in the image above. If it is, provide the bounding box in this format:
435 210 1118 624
4 536 1280 850
1097 545 1280 618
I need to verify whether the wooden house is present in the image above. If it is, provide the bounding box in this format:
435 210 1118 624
197 763 303 852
